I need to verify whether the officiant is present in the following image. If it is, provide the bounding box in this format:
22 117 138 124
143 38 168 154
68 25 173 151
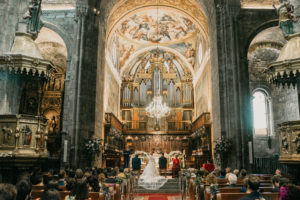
123 146 131 168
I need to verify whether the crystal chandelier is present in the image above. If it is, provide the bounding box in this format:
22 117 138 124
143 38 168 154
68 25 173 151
146 95 170 119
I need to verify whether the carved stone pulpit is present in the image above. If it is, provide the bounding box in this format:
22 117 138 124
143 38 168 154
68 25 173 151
0 114 48 158
278 121 300 164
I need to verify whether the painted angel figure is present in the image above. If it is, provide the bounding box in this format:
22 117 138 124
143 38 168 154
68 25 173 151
273 0 299 35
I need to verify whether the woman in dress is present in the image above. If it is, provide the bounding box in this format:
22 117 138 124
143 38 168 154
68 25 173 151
138 154 168 190
172 155 180 178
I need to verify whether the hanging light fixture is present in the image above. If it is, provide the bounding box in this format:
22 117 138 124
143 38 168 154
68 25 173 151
145 2 170 120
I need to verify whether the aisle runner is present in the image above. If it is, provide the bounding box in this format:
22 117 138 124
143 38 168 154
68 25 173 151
134 193 181 200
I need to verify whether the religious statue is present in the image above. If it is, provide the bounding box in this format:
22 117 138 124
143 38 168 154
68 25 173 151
273 0 299 36
292 133 300 154
21 126 32 146
2 127 13 145
281 132 289 152
49 116 57 134
23 0 43 37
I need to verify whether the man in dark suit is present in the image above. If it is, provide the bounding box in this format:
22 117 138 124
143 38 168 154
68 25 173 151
159 153 167 177
132 154 141 177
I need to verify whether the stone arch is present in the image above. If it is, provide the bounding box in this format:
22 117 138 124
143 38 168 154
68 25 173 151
42 21 73 60
244 19 279 59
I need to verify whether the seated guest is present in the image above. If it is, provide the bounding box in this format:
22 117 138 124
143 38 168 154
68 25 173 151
240 178 249 193
105 172 117 184
233 169 239 177
86 175 100 192
225 167 232 179
239 169 247 180
214 169 220 177
279 177 289 200
271 175 280 192
205 174 218 200
275 169 281 176
0 183 17 200
217 169 226 179
285 184 300 200
239 175 269 200
16 179 32 200
31 171 43 185
42 189 61 200
69 180 91 200
44 180 59 191
58 170 66 187
224 173 238 187
75 169 84 181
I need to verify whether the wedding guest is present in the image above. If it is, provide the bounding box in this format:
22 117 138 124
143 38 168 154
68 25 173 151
117 168 126 179
239 169 247 180
132 154 141 177
217 169 226 179
225 167 232 179
42 189 61 200
233 169 239 177
16 179 32 200
224 173 238 187
105 172 117 184
275 169 281 176
172 155 180 178
69 180 91 200
159 153 167 178
240 175 269 200
0 183 17 200
271 175 280 192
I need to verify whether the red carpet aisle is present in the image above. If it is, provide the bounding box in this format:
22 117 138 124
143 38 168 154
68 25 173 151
134 193 181 200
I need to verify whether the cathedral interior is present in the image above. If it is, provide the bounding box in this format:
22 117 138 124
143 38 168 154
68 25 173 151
0 0 300 198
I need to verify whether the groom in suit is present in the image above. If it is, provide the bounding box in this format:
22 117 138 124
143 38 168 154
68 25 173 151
132 154 141 177
159 153 167 177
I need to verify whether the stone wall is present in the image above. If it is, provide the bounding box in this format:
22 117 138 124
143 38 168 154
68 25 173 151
103 69 120 117
195 66 211 118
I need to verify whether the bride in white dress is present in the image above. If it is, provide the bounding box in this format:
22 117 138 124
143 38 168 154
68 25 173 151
138 154 168 190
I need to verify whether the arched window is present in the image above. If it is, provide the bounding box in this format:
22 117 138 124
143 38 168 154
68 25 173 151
252 90 272 136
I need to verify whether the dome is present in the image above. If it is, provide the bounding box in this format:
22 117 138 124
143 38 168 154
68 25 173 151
10 32 43 59
248 27 286 54
276 33 300 62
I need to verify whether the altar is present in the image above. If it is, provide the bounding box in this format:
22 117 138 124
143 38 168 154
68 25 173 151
129 151 184 169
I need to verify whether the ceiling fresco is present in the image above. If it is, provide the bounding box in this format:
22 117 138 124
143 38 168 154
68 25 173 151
106 0 211 83
117 9 197 44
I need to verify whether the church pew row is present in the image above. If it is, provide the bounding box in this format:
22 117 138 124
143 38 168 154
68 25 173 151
216 193 279 200
32 190 107 200
218 187 273 193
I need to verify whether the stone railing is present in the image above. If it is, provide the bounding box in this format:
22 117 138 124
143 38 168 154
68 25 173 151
278 120 300 164
0 114 48 158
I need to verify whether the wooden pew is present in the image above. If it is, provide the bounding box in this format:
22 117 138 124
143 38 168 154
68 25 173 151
32 185 44 191
216 192 279 200
189 179 196 200
219 187 273 193
31 190 43 199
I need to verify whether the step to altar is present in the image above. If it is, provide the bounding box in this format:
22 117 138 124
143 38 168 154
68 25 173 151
135 178 180 193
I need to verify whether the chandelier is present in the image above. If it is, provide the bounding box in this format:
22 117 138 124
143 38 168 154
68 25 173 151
146 95 170 119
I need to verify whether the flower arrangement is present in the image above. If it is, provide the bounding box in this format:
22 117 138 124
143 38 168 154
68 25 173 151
209 184 219 200
214 136 232 155
84 138 103 156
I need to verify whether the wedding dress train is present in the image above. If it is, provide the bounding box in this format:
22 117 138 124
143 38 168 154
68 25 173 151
138 155 168 190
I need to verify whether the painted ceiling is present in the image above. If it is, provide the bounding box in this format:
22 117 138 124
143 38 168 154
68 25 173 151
117 9 197 44
106 0 210 83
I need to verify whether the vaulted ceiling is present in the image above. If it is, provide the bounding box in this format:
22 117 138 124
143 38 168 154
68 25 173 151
106 0 210 84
